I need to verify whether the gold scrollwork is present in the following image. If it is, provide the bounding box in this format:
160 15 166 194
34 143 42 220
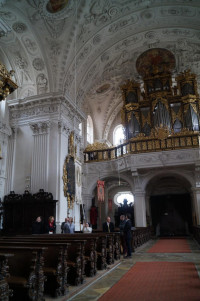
63 154 75 209
84 141 109 152
62 163 68 197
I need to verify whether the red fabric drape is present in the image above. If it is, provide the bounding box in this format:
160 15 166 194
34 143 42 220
108 198 112 212
90 206 98 225
97 180 105 202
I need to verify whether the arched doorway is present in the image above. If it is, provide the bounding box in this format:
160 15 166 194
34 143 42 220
147 174 193 237
88 175 134 229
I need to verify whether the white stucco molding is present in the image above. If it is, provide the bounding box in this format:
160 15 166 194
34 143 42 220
7 92 86 126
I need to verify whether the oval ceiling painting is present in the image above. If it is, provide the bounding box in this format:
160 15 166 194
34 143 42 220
136 48 176 78
46 0 69 13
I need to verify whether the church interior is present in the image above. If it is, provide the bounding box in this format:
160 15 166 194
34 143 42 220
0 0 200 300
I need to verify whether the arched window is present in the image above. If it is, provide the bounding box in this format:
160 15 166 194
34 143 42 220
113 124 125 146
79 122 82 136
114 192 134 206
87 115 94 144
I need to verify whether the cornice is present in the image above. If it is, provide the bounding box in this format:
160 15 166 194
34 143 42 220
8 92 86 125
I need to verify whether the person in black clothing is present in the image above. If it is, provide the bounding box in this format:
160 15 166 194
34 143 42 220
32 216 44 234
124 213 132 258
102 216 114 233
119 214 127 255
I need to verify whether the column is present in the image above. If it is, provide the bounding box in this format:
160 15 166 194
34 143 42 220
191 187 200 225
56 121 70 225
132 170 147 227
134 191 147 227
5 127 17 194
30 121 51 193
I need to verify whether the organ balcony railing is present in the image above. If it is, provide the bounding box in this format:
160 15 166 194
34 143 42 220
84 129 200 163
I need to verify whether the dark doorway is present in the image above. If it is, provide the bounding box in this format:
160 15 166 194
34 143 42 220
150 194 192 236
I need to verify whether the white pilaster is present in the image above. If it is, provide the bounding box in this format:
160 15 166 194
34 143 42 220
30 121 51 193
191 187 200 225
134 191 147 227
5 127 17 194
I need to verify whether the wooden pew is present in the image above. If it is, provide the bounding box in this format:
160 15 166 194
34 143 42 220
113 232 121 260
14 234 97 278
35 233 107 273
62 234 98 276
0 253 14 301
1 232 120 289
17 232 119 270
0 246 46 301
66 232 108 271
132 227 152 250
0 234 85 288
92 231 121 265
53 234 98 277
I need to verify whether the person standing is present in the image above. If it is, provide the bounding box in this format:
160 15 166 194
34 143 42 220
47 216 56 234
102 216 114 233
63 217 70 233
61 217 69 233
68 217 75 233
124 213 132 258
32 216 44 234
119 215 127 255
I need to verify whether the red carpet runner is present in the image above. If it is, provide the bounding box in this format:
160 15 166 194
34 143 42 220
99 262 200 301
147 238 191 253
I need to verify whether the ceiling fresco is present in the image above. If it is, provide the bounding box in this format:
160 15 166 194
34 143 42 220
0 0 200 140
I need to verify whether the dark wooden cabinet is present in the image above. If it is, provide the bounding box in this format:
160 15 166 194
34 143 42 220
2 189 58 235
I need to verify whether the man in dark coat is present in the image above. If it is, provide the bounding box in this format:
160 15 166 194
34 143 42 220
124 213 132 258
119 214 127 255
102 216 115 232
32 216 44 234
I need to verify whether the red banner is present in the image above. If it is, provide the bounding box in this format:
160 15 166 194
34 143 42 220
97 180 105 202
108 198 112 212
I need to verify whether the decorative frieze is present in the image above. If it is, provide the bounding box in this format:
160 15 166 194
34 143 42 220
8 94 85 126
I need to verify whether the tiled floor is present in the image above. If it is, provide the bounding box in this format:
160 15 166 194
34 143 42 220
45 238 200 301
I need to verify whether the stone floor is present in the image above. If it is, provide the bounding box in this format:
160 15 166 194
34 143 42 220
45 238 200 301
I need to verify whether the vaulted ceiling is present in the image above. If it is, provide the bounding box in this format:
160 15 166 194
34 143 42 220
1 0 200 141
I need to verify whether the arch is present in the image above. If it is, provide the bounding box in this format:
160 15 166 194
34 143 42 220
86 173 134 198
145 173 194 236
79 122 82 136
143 169 194 193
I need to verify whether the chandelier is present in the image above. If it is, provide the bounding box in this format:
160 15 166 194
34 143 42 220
0 61 18 101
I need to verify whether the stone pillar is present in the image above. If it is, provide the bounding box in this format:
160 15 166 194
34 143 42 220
134 191 147 227
0 123 12 199
83 193 93 222
132 170 147 227
73 202 81 231
30 121 51 193
191 187 200 225
191 164 200 225
5 127 17 194
55 121 70 225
